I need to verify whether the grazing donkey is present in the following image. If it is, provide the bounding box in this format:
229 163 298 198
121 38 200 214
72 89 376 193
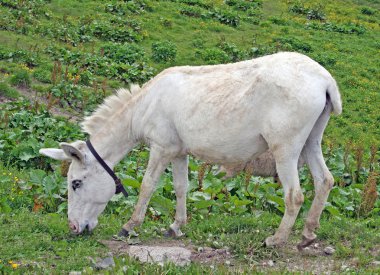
40 52 342 249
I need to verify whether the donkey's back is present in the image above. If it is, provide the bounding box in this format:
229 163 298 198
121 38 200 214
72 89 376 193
137 52 341 165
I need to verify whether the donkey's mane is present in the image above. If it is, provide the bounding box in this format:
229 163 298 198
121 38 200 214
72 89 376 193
81 85 141 136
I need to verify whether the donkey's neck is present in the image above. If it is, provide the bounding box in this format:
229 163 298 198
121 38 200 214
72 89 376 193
88 99 141 168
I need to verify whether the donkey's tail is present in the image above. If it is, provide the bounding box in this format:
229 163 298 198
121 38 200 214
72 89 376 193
326 78 342 115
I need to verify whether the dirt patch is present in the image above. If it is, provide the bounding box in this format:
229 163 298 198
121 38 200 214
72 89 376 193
99 238 377 273
100 239 233 267
263 241 342 274
1 87 81 122
0 95 14 104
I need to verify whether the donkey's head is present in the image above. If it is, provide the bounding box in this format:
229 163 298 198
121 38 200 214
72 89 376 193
40 141 116 234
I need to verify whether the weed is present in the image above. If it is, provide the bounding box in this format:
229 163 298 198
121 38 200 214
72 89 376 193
359 172 379 216
0 82 19 98
9 70 31 88
33 67 51 84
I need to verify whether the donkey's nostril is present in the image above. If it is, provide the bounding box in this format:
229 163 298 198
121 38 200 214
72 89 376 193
69 221 78 232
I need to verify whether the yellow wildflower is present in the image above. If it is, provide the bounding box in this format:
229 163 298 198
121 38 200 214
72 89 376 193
11 263 19 269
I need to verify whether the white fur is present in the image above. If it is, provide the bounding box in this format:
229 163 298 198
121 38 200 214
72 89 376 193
40 52 341 247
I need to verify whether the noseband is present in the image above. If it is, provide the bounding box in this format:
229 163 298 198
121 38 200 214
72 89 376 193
86 140 128 197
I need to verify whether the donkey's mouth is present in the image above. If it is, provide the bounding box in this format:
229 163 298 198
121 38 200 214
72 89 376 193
69 220 91 235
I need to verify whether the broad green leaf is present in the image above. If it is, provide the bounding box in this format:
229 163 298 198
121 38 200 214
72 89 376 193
325 205 340 216
267 195 285 206
122 178 141 188
193 200 215 209
19 152 35 161
188 191 211 201
150 195 173 215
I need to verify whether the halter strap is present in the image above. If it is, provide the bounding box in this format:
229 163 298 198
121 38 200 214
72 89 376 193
86 140 128 197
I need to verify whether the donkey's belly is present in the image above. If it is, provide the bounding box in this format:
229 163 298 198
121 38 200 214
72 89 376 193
186 132 268 164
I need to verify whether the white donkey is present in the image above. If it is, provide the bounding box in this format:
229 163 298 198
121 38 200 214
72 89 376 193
40 52 342 249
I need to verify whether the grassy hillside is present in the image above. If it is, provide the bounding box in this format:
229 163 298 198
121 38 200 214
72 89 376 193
0 0 379 145
0 0 379 273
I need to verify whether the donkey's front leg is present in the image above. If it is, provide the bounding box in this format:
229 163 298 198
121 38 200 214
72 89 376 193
165 155 188 237
118 146 171 237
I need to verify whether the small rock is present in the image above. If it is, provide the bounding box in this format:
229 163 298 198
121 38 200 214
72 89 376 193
323 246 335 255
197 247 204 253
372 261 380 266
313 243 319 249
94 255 115 270
268 260 274 267
225 260 231 266
69 272 81 275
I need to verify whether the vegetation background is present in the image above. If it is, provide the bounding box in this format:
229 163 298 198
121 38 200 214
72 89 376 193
0 0 379 273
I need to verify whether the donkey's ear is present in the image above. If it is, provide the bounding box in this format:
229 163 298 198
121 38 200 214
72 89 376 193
60 142 85 163
39 148 70 161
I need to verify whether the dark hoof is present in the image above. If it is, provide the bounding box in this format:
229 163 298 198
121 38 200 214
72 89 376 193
112 228 129 240
118 228 129 237
297 236 316 251
163 228 176 238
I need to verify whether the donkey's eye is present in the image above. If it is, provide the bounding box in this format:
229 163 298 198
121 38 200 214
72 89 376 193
71 179 83 191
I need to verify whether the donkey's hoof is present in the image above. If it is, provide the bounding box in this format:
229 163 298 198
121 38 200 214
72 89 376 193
265 236 286 247
118 228 130 237
164 227 184 238
297 236 316 251
164 228 177 238
113 228 129 241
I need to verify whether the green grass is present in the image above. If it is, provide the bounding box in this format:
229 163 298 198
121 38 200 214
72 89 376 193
0 0 379 145
1 208 379 273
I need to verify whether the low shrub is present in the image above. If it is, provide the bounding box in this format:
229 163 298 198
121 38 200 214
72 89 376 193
210 8 240 27
360 6 377 16
105 0 151 15
180 6 205 18
225 0 262 11
196 48 230 64
102 43 146 64
289 1 326 21
306 21 366 35
218 41 245 62
151 41 177 63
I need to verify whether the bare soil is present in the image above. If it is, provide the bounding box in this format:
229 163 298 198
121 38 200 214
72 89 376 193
1 87 81 122
99 238 376 274
100 239 233 267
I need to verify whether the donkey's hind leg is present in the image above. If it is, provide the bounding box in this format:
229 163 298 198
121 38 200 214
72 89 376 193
297 102 334 250
297 143 333 250
118 145 171 237
165 155 188 237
